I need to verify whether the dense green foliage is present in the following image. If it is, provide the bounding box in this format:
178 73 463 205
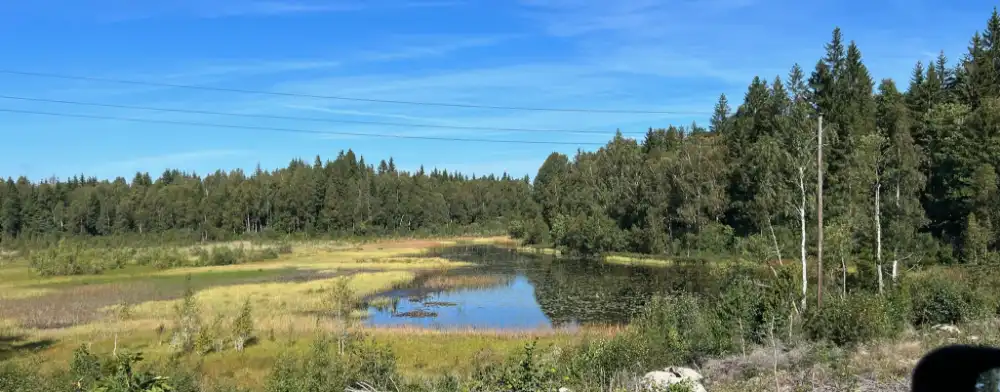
3 9 1000 391
0 154 531 241
512 9 1000 266
2 10 1000 273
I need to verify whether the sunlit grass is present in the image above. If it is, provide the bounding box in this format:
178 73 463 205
2 236 573 388
422 275 511 291
604 254 676 267
127 271 415 321
514 246 561 256
30 322 618 388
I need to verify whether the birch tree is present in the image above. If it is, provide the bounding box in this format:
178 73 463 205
853 133 888 293
784 64 817 309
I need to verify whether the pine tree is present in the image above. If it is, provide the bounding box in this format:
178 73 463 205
1 179 21 238
710 94 731 134
877 78 927 282
964 213 991 263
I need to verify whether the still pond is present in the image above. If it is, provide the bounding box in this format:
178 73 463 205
363 245 730 330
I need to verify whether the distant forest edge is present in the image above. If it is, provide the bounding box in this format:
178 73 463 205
3 9 1000 265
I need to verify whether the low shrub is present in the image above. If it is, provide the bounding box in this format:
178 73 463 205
152 249 189 269
803 292 900 346
906 274 992 326
275 242 293 254
631 295 732 366
191 247 210 265
467 341 561 392
0 360 69 392
566 335 648 388
250 248 280 261
210 246 240 266
351 338 398 390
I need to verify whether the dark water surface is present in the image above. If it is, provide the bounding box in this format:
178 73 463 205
364 245 724 330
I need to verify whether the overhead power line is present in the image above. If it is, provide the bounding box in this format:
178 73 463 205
0 108 607 146
0 69 713 115
0 95 644 135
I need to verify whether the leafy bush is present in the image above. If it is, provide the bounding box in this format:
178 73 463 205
554 213 627 257
351 338 398 389
566 335 648 388
209 247 239 266
170 276 202 354
28 243 126 276
906 274 992 326
153 249 189 270
265 338 352 392
630 295 732 366
275 242 293 254
232 299 255 351
714 269 792 347
467 341 561 392
803 292 901 346
506 219 527 240
250 248 279 261
0 360 71 392
89 351 175 392
70 344 103 386
190 247 210 265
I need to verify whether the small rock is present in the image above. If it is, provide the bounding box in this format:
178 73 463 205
643 366 707 392
933 324 961 334
971 335 981 341
558 388 572 392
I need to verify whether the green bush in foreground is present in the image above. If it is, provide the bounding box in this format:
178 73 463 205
803 292 902 346
263 335 398 392
907 274 993 326
467 341 561 392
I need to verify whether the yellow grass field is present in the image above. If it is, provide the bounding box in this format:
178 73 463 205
0 236 607 390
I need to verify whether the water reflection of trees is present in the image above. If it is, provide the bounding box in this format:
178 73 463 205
524 259 718 326
426 245 724 327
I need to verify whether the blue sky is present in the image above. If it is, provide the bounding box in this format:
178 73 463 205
0 0 993 181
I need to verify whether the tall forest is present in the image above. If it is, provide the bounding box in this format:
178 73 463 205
3 9 1000 271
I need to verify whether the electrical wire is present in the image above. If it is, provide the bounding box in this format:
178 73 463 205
0 94 644 135
0 108 608 146
0 69 713 115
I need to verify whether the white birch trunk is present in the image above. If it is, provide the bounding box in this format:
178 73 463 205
767 218 783 265
798 167 807 310
841 254 847 298
892 249 898 283
892 182 900 283
876 181 883 295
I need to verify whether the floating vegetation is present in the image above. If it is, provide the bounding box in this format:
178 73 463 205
393 309 438 318
422 301 458 307
407 294 430 302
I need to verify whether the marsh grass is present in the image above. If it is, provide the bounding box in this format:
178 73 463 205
422 274 512 291
0 268 312 329
0 236 598 390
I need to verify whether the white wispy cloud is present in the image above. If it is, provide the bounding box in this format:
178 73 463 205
355 34 522 62
87 1 361 22
282 104 469 125
200 1 361 18
519 0 756 38
18 0 453 22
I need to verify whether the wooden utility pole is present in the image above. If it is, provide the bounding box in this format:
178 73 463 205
817 115 825 307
